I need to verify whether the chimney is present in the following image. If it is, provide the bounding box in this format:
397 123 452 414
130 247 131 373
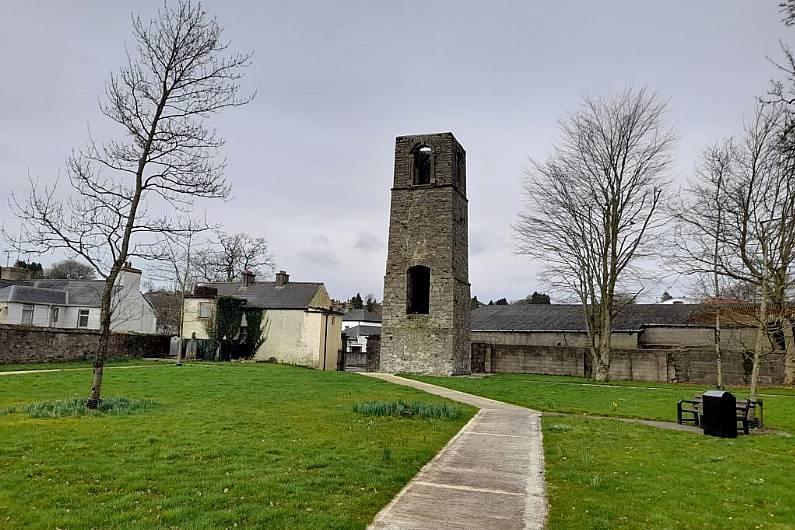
241 270 255 287
275 270 289 287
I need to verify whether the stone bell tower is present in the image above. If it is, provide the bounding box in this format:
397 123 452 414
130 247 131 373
380 132 470 375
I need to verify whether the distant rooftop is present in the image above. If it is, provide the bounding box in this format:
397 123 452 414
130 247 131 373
471 304 736 332
342 309 382 323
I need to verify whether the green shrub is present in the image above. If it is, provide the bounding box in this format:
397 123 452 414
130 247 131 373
21 397 158 418
352 400 464 420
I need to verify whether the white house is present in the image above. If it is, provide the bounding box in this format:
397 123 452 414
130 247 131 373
341 309 381 353
0 262 157 334
181 270 343 370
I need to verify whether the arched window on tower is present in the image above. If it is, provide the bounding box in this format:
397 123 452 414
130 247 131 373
412 145 432 185
406 265 430 314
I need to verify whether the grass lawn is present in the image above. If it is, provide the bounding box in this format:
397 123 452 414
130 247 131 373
0 363 474 529
0 358 161 372
412 373 795 529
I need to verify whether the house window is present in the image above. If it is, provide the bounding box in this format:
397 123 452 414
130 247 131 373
77 309 90 328
50 307 60 325
412 145 432 185
21 304 34 325
406 265 430 315
198 302 212 319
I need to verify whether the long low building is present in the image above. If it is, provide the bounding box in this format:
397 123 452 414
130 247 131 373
0 263 156 334
468 303 784 384
471 303 760 350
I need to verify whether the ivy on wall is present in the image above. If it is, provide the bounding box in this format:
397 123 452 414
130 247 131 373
204 297 268 361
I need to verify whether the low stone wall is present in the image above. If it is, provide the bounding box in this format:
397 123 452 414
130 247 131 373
0 324 170 364
471 341 785 385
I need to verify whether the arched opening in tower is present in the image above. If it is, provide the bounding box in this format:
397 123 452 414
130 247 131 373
406 265 430 314
412 145 432 185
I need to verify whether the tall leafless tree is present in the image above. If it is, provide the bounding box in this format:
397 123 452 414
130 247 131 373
673 103 795 394
8 1 252 407
671 141 734 387
193 231 275 282
515 88 676 381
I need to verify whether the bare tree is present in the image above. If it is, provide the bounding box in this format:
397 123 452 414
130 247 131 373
193 231 275 282
515 88 675 381
673 103 795 394
671 141 734 387
7 1 252 407
45 258 97 280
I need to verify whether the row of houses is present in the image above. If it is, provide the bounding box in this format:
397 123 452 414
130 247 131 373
0 263 156 333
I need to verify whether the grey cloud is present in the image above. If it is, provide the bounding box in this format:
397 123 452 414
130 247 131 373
353 231 383 253
299 248 339 267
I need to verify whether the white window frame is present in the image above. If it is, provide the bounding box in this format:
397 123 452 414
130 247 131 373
77 309 90 328
50 307 60 325
21 304 34 325
198 302 212 319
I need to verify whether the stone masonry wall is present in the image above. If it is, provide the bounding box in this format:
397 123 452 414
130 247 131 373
472 340 785 385
0 324 170 364
380 133 470 375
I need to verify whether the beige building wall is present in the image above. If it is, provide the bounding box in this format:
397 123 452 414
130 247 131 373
181 297 213 340
254 309 341 370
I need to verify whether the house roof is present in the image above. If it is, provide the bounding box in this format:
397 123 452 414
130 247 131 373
472 304 708 332
0 285 67 305
30 279 105 306
342 309 382 323
199 281 324 310
343 325 382 338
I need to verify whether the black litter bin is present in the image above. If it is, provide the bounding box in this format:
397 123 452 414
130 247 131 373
701 390 737 438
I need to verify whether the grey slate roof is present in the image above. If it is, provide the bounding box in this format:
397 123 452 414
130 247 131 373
472 304 705 332
0 285 67 305
343 325 382 339
200 281 324 310
342 309 382 323
30 279 104 306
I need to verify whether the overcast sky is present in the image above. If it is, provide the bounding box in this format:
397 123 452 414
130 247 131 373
0 1 790 302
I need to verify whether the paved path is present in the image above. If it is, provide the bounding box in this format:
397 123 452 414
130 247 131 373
362 373 547 530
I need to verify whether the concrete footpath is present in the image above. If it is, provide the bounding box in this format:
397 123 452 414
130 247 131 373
362 373 548 530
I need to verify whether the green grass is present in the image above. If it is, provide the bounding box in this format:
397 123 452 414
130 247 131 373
19 396 158 418
352 400 465 420
409 373 795 529
0 358 161 372
0 363 474 529
409 373 795 432
544 416 794 529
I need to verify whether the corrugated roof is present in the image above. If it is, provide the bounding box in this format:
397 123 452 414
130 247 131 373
342 309 382 323
472 304 706 332
200 281 323 310
343 325 382 338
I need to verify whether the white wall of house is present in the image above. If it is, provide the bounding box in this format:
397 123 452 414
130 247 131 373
0 268 156 333
342 320 382 331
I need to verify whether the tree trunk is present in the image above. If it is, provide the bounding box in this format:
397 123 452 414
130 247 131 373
749 295 768 402
87 270 118 408
783 316 795 386
714 307 723 388
595 312 612 382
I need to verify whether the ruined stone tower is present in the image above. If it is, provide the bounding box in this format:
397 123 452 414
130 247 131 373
380 132 471 375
